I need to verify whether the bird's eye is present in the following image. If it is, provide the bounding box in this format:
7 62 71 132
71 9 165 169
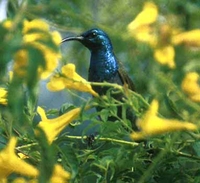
84 30 98 39
87 32 97 39
91 32 97 37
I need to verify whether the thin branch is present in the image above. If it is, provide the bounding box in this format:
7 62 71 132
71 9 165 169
16 142 38 150
174 150 200 161
63 135 139 146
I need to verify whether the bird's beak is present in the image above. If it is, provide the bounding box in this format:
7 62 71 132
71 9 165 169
61 36 84 43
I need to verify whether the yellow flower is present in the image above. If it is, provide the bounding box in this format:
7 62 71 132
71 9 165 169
23 33 45 43
13 49 28 77
50 164 70 183
154 45 175 68
128 2 200 69
2 20 12 29
0 88 7 105
181 72 200 102
127 2 158 30
0 137 38 179
172 29 200 47
47 63 98 97
13 19 61 79
12 164 70 183
127 2 176 68
36 106 82 143
23 19 49 34
131 100 197 140
127 2 158 46
31 42 61 79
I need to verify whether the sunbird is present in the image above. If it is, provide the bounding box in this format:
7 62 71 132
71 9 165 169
62 28 137 130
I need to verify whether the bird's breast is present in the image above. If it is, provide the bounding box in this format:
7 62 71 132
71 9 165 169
88 51 122 96
89 51 118 82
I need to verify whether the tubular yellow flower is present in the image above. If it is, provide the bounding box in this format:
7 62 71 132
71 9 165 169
127 2 158 31
36 106 82 143
181 72 200 102
172 29 200 47
13 19 61 79
0 88 7 105
12 164 70 183
154 45 175 68
127 2 158 46
33 42 61 79
0 137 38 179
23 19 49 34
47 63 98 97
50 164 70 183
131 100 197 141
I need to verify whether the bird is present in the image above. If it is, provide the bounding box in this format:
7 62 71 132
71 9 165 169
62 28 137 130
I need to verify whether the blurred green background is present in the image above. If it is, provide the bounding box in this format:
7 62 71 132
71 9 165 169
1 0 200 182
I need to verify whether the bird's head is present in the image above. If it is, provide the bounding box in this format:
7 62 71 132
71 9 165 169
62 28 113 51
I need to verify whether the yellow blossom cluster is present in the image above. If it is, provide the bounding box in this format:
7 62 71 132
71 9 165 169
127 2 200 69
0 100 84 181
131 100 197 140
0 137 70 182
181 72 200 102
47 63 98 96
11 19 62 79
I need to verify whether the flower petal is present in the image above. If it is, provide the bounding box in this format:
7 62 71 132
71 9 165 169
154 45 175 68
182 72 200 95
23 19 49 34
50 164 70 183
0 88 8 105
37 106 48 121
182 72 200 102
51 31 62 46
0 137 38 179
47 76 66 91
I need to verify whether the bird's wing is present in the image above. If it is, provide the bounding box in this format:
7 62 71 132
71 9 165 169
117 61 135 91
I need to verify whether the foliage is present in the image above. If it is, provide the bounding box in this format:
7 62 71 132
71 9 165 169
0 0 200 182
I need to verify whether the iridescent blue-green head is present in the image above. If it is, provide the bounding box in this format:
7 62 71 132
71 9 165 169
62 28 113 51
